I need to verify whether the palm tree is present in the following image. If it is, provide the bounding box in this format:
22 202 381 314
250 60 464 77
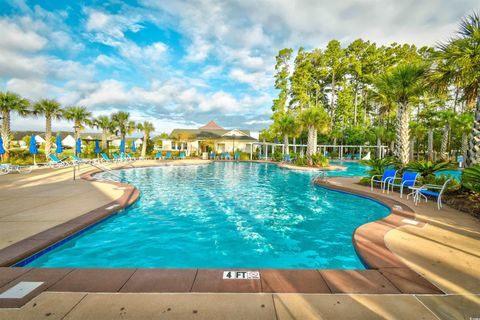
111 111 136 142
93 116 113 151
436 12 480 165
273 112 297 155
454 112 474 160
33 99 63 157
0 92 30 160
438 110 455 160
63 106 92 149
137 121 155 157
374 64 427 165
299 106 330 165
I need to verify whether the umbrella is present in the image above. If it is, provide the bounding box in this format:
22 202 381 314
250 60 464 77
76 138 82 155
55 134 63 154
0 136 5 156
29 133 38 166
131 139 136 153
120 139 125 154
94 139 101 154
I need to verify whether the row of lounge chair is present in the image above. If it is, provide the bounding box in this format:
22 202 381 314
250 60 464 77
0 164 32 175
47 152 137 168
154 152 185 160
371 169 451 210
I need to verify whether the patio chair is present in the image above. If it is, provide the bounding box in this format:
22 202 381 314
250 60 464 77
210 152 216 160
127 153 138 160
154 152 162 160
0 164 32 175
71 155 94 164
101 153 114 162
409 178 452 210
120 153 133 161
283 154 291 162
112 153 124 162
371 169 397 192
48 154 70 167
235 153 240 160
179 152 185 160
345 154 352 160
387 171 419 198
165 152 172 160
354 154 361 160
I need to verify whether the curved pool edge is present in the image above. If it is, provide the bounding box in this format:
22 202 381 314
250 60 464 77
0 162 445 308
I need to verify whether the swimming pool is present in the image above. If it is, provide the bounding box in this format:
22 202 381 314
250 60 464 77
23 162 389 269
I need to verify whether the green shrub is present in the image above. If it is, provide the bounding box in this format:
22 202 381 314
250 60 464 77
405 160 454 179
360 157 398 177
311 153 329 167
294 156 308 166
462 164 480 192
273 149 283 162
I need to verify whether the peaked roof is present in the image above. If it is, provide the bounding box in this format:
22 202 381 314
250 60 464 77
199 120 223 130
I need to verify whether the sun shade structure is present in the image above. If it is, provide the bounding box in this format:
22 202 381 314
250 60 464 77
55 134 63 154
76 138 82 155
120 139 125 153
0 137 5 156
29 133 38 166
94 139 101 153
131 140 136 153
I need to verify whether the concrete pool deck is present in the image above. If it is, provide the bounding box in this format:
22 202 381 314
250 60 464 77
0 160 479 318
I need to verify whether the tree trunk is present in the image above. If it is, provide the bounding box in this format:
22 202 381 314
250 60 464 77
353 85 358 126
377 137 382 158
45 116 52 157
397 105 410 165
141 133 148 157
461 133 468 160
427 129 434 161
330 73 336 118
101 129 107 151
466 95 480 165
409 138 415 161
440 124 449 160
283 134 289 155
395 109 402 158
307 126 315 165
1 111 10 160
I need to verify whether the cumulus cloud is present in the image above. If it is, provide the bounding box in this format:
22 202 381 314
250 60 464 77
2 0 478 132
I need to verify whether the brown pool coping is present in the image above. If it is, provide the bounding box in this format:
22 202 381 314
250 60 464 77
0 164 444 308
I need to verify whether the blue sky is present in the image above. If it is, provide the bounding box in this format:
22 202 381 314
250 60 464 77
0 0 477 134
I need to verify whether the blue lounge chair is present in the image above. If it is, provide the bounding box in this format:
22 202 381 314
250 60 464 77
112 153 123 162
120 153 131 161
101 153 114 162
346 154 353 160
165 152 172 160
71 155 92 164
235 153 240 160
283 154 291 162
409 178 452 210
371 169 397 192
179 152 185 160
387 171 419 198
126 153 136 160
48 154 70 167
224 153 231 160
210 152 216 160
0 164 32 174
355 154 361 160
155 152 162 160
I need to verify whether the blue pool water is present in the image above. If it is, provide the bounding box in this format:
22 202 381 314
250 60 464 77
25 162 389 269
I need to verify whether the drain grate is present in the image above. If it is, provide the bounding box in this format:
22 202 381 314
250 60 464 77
0 282 44 299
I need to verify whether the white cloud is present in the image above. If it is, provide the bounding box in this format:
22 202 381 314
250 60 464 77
0 19 47 52
229 68 271 89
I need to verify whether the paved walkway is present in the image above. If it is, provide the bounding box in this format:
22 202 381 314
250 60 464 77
0 162 479 319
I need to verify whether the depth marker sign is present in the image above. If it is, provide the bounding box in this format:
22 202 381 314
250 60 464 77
223 271 260 280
